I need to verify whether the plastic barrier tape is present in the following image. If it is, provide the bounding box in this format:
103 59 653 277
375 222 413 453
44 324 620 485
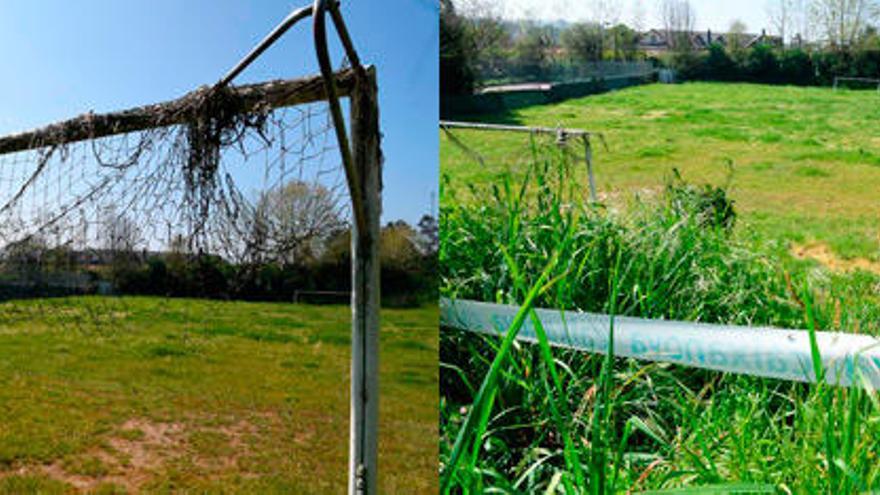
440 298 880 389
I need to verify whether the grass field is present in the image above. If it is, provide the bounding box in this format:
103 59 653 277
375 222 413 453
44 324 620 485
0 296 437 494
441 82 880 262
440 83 880 493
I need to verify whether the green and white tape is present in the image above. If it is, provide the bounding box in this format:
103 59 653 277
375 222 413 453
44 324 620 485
440 298 880 389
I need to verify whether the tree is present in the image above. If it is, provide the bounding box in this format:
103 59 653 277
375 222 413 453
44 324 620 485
768 0 794 45
101 210 143 288
381 221 422 268
561 23 604 62
103 211 142 255
631 0 647 32
440 0 475 94
705 43 737 80
659 0 696 52
253 180 345 266
380 220 432 306
779 47 814 83
608 23 640 60
2 236 48 286
591 0 622 27
793 0 812 44
416 214 438 254
456 0 511 83
728 19 750 60
746 43 781 81
165 233 191 289
810 0 880 49
513 23 556 79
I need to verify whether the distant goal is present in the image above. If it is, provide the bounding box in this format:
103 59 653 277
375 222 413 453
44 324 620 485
833 76 880 92
293 289 351 304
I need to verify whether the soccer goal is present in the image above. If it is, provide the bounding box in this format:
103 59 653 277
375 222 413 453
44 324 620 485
440 120 605 201
833 76 880 92
0 2 382 493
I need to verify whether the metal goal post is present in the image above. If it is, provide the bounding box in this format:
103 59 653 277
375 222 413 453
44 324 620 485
0 2 382 493
440 120 605 201
833 76 880 92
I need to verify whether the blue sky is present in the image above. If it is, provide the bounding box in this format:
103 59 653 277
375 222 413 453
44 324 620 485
0 0 439 225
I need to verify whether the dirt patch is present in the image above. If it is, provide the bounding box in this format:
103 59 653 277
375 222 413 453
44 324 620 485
642 110 668 119
791 242 880 276
1 416 265 493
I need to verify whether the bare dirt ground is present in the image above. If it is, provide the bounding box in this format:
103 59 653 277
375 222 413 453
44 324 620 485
0 415 268 493
791 242 880 276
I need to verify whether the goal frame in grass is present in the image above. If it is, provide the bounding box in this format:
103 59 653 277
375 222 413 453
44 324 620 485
0 2 383 493
440 120 605 201
833 76 880 92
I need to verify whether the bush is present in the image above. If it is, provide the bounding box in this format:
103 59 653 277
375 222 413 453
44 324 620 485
669 44 875 87
704 43 737 81
670 50 706 80
665 168 736 231
779 48 814 85
441 153 799 327
745 44 779 83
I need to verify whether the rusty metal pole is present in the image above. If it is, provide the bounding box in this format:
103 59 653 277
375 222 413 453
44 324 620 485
348 67 381 495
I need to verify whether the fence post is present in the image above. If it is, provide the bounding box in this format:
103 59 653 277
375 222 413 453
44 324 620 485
348 66 381 495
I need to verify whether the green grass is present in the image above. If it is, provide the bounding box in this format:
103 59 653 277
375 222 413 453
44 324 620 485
439 142 880 493
441 82 880 261
0 296 437 494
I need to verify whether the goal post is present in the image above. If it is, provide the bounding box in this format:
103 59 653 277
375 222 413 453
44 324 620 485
348 60 382 495
833 76 880 92
0 2 383 494
440 120 605 201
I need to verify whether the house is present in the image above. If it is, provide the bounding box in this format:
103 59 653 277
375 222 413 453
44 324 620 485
638 29 783 55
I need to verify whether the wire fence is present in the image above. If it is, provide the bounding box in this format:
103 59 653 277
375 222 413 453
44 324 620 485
477 60 655 89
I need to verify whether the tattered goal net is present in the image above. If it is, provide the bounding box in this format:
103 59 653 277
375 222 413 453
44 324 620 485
0 72 354 300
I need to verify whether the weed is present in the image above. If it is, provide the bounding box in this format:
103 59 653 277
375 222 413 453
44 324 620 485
440 149 880 493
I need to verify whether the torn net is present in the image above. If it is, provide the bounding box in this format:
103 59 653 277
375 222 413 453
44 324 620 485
0 85 346 299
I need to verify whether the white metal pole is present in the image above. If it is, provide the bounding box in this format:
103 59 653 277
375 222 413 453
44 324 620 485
349 67 381 495
583 136 597 201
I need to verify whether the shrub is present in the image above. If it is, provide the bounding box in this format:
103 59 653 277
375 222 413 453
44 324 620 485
779 48 814 85
665 168 736 231
745 44 780 83
441 152 799 326
704 43 737 81
668 44 873 87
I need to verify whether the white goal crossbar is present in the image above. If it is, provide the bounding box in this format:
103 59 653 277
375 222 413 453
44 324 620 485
833 76 880 92
441 298 880 389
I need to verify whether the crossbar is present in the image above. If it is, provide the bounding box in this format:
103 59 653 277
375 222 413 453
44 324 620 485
440 120 596 138
442 298 880 389
293 289 350 303
833 76 880 92
0 68 365 156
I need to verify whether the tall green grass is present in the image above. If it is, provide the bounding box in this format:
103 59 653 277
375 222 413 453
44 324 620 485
439 148 880 493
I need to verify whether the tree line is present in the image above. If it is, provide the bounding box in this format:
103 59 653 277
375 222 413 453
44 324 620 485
0 181 438 307
441 0 880 93
441 0 642 92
